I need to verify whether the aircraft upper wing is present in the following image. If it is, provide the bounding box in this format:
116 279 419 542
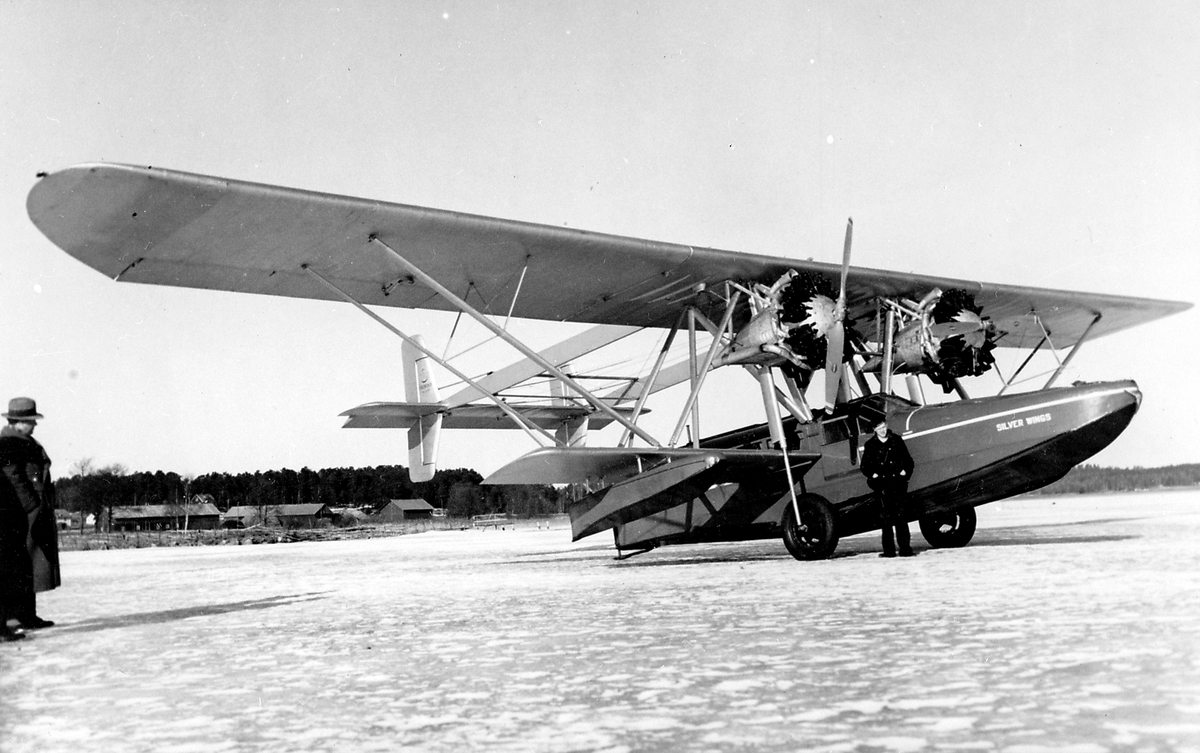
28 163 1190 349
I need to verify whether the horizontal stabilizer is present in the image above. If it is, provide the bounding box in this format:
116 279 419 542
499 448 820 541
341 402 642 431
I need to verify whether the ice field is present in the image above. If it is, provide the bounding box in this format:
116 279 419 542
1 491 1198 752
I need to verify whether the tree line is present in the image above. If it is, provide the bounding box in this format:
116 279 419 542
52 460 1200 527
1026 463 1200 495
54 461 568 522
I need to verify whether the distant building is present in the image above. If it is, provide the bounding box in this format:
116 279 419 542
221 503 333 529
222 506 263 528
329 507 369 526
376 498 436 523
276 503 333 528
111 503 222 531
55 512 79 530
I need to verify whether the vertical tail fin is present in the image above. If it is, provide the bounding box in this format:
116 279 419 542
403 336 442 482
549 361 588 447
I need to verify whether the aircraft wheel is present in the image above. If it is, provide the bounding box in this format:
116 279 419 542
918 507 977 548
782 494 838 561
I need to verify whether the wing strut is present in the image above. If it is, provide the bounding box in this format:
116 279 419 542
619 309 686 448
504 259 530 331
1044 313 1102 389
668 292 742 447
370 235 662 448
880 307 896 395
755 366 804 524
996 337 1047 396
303 266 557 445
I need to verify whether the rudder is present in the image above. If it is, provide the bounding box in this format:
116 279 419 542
404 336 442 482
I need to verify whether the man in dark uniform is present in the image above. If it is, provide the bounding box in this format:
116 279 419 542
860 417 915 558
0 397 60 633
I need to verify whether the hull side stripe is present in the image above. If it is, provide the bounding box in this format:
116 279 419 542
900 387 1133 441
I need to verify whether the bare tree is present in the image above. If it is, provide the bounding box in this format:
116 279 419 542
69 457 96 478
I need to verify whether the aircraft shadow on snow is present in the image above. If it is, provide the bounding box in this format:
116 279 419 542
47 592 332 635
596 517 1141 567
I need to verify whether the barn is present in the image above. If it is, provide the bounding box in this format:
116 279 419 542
110 503 222 531
221 503 333 529
376 498 436 522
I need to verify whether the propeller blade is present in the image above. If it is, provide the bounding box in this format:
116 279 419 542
826 218 853 407
825 321 844 408
839 217 853 304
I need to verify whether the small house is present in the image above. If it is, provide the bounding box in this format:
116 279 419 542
55 512 79 530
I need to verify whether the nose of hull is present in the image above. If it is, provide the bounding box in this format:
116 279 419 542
1069 380 1141 457
1082 380 1141 444
970 380 1143 500
894 380 1145 517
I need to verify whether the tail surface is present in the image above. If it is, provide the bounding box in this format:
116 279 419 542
404 336 441 482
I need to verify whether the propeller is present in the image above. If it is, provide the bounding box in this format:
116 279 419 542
824 218 852 408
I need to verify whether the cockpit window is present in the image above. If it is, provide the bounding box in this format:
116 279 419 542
856 406 885 428
822 415 856 445
818 391 915 446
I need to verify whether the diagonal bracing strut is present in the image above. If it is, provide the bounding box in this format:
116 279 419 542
669 292 742 447
369 236 663 448
1044 313 1102 389
619 309 686 448
303 266 557 446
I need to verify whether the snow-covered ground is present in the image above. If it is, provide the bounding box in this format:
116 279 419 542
1 491 1197 752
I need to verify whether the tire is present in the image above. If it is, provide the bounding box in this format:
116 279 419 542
918 507 977 548
781 494 839 561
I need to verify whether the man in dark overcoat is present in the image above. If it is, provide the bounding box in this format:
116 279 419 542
860 417 915 557
0 397 60 631
0 441 28 641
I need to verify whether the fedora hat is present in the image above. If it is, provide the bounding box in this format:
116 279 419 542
3 397 43 421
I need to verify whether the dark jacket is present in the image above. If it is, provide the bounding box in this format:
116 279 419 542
0 458 30 609
0 426 60 593
860 430 914 492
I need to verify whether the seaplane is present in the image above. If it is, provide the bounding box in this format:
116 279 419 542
26 164 1190 560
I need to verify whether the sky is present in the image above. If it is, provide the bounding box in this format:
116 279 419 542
1 1 1197 480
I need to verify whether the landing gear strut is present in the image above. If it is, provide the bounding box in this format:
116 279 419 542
918 507 977 548
782 494 838 560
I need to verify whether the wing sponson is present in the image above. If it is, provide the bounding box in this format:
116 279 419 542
28 163 1191 345
482 446 819 485
548 449 820 540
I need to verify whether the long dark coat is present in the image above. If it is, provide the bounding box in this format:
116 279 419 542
0 461 30 613
0 426 60 594
860 430 914 487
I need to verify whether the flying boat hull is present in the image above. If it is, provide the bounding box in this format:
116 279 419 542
615 380 1141 551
